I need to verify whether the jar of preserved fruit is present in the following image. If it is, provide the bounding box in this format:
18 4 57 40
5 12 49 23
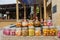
43 26 49 36
29 26 35 36
28 20 34 26
22 27 28 36
49 26 57 36
35 27 41 36
15 27 21 36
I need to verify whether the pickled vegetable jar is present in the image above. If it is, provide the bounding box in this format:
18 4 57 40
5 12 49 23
29 26 35 36
35 27 41 36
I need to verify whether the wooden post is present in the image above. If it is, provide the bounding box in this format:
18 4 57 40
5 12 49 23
40 6 42 19
8 15 10 20
44 0 47 20
16 0 19 22
33 4 36 19
24 5 26 19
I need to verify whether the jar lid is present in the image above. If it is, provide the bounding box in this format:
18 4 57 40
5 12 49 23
49 26 55 28
43 26 48 28
29 26 34 29
16 28 21 30
35 27 41 30
56 26 60 30
22 27 28 30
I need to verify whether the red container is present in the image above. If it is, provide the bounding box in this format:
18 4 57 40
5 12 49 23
3 29 10 35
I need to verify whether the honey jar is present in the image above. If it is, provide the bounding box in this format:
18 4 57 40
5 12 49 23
15 27 21 36
29 26 35 36
35 27 41 36
22 27 28 36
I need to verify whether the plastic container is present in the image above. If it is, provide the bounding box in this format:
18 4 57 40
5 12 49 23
35 27 41 36
29 26 35 36
22 27 28 36
15 27 21 36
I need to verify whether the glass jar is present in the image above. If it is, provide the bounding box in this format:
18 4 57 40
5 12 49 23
49 26 57 36
43 26 49 36
10 28 16 36
29 26 35 36
3 28 10 36
22 27 28 36
22 19 28 27
57 26 60 38
15 27 21 36
28 20 34 26
16 20 22 27
35 27 41 36
44 20 47 26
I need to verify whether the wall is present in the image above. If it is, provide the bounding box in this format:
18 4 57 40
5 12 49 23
52 0 60 26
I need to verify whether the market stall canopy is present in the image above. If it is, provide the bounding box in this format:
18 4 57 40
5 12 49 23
19 0 43 5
